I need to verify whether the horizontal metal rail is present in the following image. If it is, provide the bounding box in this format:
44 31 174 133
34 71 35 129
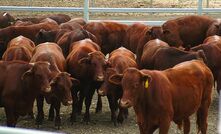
90 20 165 26
0 6 83 12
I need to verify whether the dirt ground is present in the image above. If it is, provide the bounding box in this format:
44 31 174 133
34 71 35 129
0 0 220 134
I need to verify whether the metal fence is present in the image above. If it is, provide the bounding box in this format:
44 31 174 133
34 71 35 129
0 0 220 25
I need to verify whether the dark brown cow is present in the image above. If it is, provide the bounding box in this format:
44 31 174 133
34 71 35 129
84 21 129 54
191 42 221 93
206 19 221 36
0 18 59 58
2 36 35 61
30 42 78 128
110 60 213 134
0 12 15 28
140 39 207 70
0 61 52 127
66 39 107 123
18 14 71 24
98 47 137 125
160 15 214 48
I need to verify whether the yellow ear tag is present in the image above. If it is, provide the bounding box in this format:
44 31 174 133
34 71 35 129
145 80 149 89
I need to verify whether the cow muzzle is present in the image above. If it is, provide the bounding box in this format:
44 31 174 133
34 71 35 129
120 100 132 108
44 86 52 93
96 75 104 81
98 89 105 96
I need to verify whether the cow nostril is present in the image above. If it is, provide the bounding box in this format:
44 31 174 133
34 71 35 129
67 100 73 105
45 86 51 93
98 89 105 96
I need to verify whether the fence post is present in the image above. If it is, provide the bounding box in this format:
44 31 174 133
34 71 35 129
206 0 209 8
84 0 89 22
197 0 203 15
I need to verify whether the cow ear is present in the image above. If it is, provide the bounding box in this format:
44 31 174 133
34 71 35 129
146 29 152 36
140 72 152 89
71 77 80 86
163 29 170 34
215 24 219 29
21 69 33 80
78 57 90 64
109 74 123 85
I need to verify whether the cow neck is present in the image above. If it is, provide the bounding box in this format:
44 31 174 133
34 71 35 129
21 78 39 102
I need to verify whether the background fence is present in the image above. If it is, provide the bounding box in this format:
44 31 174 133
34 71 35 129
0 0 220 25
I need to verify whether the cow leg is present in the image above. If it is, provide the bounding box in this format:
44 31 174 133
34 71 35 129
216 72 221 93
5 107 17 127
107 95 118 126
83 88 95 123
70 90 78 123
159 116 170 134
95 94 102 113
54 100 61 129
117 106 128 124
183 117 190 134
48 103 55 121
35 95 44 126
77 91 84 115
197 100 210 134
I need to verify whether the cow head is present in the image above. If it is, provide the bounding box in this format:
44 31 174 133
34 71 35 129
109 68 151 108
35 29 56 45
161 22 183 47
78 51 108 82
207 20 221 36
98 68 119 96
146 26 163 40
22 61 52 94
50 72 80 106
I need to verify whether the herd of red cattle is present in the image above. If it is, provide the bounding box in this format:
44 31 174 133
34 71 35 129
0 11 220 133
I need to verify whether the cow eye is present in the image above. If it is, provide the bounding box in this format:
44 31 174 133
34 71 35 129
163 30 170 34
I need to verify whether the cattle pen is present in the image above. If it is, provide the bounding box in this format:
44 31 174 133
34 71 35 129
0 0 220 134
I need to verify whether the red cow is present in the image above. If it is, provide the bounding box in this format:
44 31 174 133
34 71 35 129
203 35 221 49
160 15 214 48
110 60 213 134
18 14 71 24
140 39 207 70
30 42 79 128
206 19 221 36
98 47 137 126
191 41 221 93
59 18 86 30
2 36 35 61
0 18 59 58
84 21 129 54
139 39 169 69
66 39 107 123
0 61 52 127
0 12 15 28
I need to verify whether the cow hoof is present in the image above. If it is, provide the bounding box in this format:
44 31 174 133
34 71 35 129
117 116 124 124
55 117 61 128
83 116 90 124
48 116 54 121
70 115 77 124
35 116 44 126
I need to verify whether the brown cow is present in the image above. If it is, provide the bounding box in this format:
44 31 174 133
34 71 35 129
98 47 137 126
110 60 213 134
140 39 207 70
0 18 59 58
206 19 221 37
66 39 107 123
59 18 86 30
203 35 221 49
191 42 221 93
18 14 71 24
2 36 35 62
0 61 52 127
139 39 169 69
160 15 214 48
84 21 129 54
0 12 15 28
30 42 79 128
